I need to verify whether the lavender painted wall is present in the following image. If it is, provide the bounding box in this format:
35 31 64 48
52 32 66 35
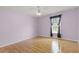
77 9 79 42
0 10 37 47
38 8 78 41
37 17 50 37
61 9 78 41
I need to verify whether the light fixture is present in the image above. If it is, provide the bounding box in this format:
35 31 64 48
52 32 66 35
36 6 41 16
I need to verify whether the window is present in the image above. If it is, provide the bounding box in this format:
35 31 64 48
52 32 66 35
50 15 61 37
52 17 60 33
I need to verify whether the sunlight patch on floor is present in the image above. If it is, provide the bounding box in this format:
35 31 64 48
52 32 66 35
52 39 60 53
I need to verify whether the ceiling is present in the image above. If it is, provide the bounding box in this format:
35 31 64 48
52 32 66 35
0 6 78 17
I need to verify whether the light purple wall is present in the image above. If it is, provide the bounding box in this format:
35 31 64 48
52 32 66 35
77 8 79 42
0 10 37 47
37 17 50 37
61 9 78 41
38 8 78 41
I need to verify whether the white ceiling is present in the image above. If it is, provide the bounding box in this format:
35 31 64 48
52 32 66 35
0 6 78 17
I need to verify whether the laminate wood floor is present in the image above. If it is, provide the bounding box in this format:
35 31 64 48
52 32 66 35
0 36 78 53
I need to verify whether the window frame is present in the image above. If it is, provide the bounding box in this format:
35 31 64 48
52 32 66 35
50 15 61 37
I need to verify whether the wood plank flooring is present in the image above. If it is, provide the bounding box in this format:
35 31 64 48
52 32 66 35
0 36 78 53
59 39 78 53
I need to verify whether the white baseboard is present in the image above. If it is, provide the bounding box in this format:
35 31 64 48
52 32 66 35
38 35 78 42
0 35 37 48
61 37 78 42
0 35 78 48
